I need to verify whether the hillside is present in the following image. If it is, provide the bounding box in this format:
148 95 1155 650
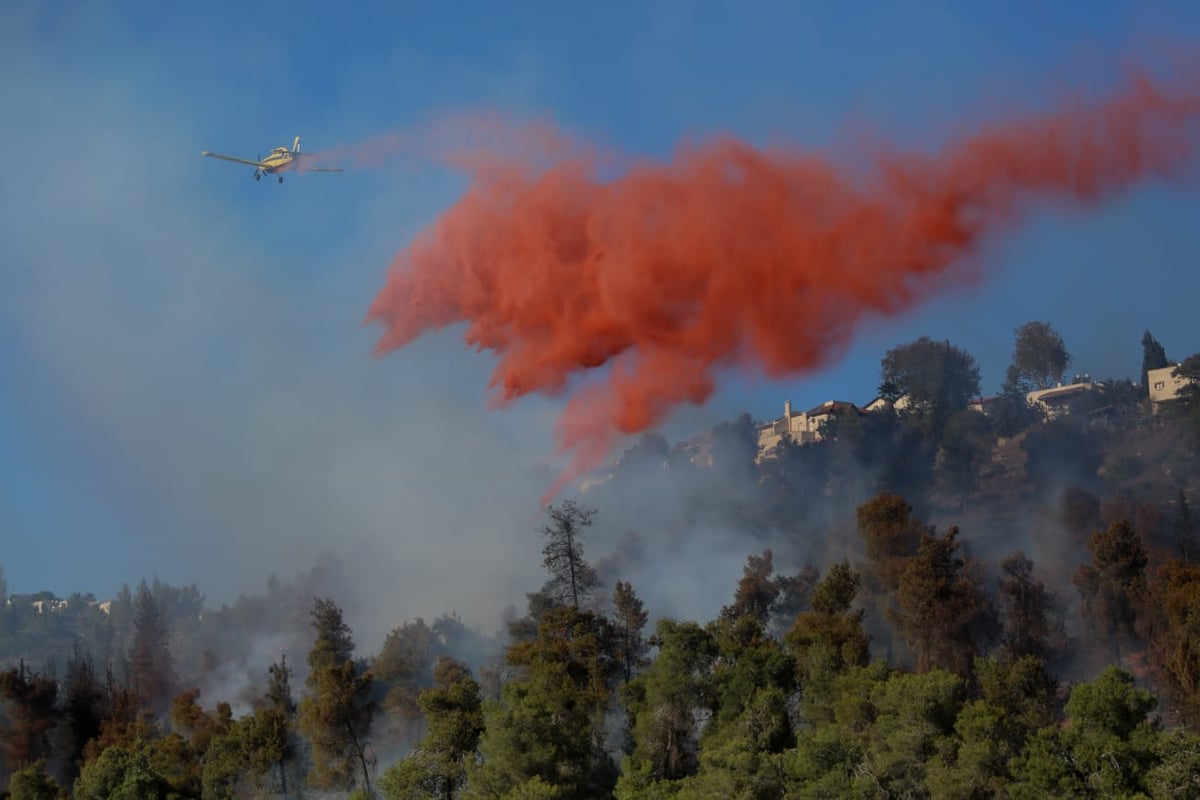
2 327 1199 799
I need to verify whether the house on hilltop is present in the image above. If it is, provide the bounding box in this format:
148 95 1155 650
756 399 865 461
1148 364 1193 414
754 373 1111 462
969 395 1001 415
1026 376 1094 419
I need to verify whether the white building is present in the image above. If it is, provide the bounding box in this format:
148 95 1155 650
1148 364 1193 414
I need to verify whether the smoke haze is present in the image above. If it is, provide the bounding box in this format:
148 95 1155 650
353 67 1200 502
0 29 566 652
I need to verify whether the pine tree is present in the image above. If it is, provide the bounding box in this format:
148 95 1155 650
892 527 996 677
297 598 377 794
0 661 59 773
785 561 871 702
378 656 485 799
467 607 620 798
997 551 1062 662
1141 329 1170 390
247 654 299 796
539 500 600 609
612 581 649 684
127 581 174 717
58 644 105 785
719 549 778 625
1073 519 1149 665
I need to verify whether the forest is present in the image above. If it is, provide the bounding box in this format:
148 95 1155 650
2 322 1200 799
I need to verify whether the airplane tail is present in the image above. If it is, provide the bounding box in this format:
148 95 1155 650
292 135 301 155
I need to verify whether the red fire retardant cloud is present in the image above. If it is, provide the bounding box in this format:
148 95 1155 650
362 69 1200 504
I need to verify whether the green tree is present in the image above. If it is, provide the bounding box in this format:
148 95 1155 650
855 491 926 661
854 670 965 798
718 549 779 626
216 654 302 798
670 685 793 799
612 581 650 685
880 336 981 432
877 380 902 403
1073 518 1148 665
379 656 485 800
924 699 1017 798
768 565 820 638
1143 558 1200 726
7 761 61 800
171 687 231 744
467 607 620 799
73 738 172 800
703 617 795 751
617 619 719 793
996 551 1063 662
1141 329 1170 391
784 561 871 716
539 500 600 609
297 597 378 795
0 661 60 774
56 645 106 787
1010 321 1072 390
372 618 439 752
892 526 995 677
199 727 248 800
934 408 994 510
1012 667 1160 798
1145 728 1200 799
992 366 1043 436
975 655 1059 739
856 492 926 593
784 724 866 798
127 581 175 717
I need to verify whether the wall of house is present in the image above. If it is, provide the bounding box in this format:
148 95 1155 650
1149 364 1192 412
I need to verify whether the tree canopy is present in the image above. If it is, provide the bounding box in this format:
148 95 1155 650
1009 320 1072 390
880 336 981 430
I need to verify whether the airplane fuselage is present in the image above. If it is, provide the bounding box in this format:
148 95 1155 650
259 152 296 174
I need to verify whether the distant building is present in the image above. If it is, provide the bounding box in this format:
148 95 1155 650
863 394 912 413
969 395 1001 416
1026 377 1094 419
1148 364 1193 414
756 399 863 461
1 592 113 616
754 374 1107 462
30 598 69 614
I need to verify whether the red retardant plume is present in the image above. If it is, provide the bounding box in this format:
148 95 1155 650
362 69 1200 505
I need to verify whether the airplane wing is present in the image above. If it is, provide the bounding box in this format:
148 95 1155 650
200 150 267 168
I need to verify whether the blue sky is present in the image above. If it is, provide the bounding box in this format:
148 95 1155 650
2 0 1199 635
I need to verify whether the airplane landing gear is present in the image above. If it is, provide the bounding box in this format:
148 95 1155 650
253 172 261 181
278 175 284 184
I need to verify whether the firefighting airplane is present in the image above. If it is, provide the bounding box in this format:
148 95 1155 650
200 136 343 183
